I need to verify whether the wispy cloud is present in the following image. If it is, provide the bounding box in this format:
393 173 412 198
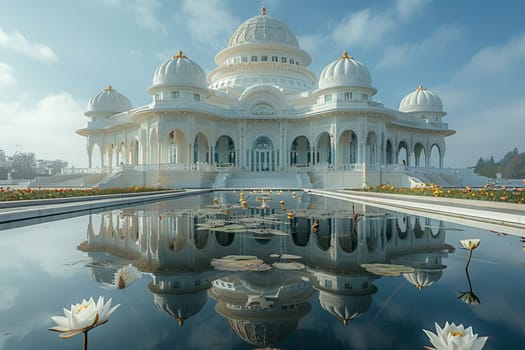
100 0 166 33
0 92 87 166
438 33 525 166
0 62 16 87
458 33 525 78
177 0 240 50
130 0 166 33
0 27 58 62
376 24 464 69
331 0 431 50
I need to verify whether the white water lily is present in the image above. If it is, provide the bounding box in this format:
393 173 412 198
49 296 120 338
423 321 487 350
112 264 142 289
459 239 480 250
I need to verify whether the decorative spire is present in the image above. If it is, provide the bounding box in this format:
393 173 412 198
261 3 266 16
173 50 187 59
417 84 426 91
104 85 113 91
339 51 353 60
339 317 350 326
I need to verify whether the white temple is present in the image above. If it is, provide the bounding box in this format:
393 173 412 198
77 5 458 189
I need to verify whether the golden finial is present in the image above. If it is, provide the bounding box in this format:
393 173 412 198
339 51 353 60
173 50 187 59
417 84 425 91
416 284 426 291
261 3 266 16
104 85 113 91
339 317 350 326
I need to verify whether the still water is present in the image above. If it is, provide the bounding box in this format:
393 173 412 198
0 191 524 349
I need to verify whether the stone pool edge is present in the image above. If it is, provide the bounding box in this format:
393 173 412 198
308 189 525 237
0 189 211 224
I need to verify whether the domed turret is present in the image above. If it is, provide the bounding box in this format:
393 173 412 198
85 85 133 116
403 269 443 291
228 5 300 49
150 51 207 91
319 51 376 94
399 85 444 115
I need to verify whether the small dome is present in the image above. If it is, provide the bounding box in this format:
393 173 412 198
86 86 133 114
228 7 299 48
403 268 443 290
152 51 207 90
319 52 374 90
399 85 443 113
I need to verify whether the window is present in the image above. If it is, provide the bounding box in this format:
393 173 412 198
261 55 268 62
281 57 287 63
272 56 278 62
154 92 161 101
193 93 200 101
290 58 295 64
241 56 248 62
171 91 180 99
345 92 352 100
251 56 257 62
324 94 332 102
363 94 369 100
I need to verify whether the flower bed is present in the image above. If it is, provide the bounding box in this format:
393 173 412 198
364 183 525 204
0 187 166 202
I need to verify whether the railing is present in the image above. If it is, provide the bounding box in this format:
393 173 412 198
62 167 110 175
215 163 234 172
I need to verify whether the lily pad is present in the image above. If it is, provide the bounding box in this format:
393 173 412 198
272 262 306 271
211 224 246 233
211 256 272 272
361 263 415 276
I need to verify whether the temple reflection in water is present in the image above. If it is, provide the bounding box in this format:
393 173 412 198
77 192 453 348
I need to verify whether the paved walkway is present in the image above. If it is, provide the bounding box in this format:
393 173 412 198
307 189 525 237
0 189 211 225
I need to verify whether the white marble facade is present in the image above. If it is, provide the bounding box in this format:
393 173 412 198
77 6 454 188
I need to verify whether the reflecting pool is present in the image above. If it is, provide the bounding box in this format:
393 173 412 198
1 191 524 349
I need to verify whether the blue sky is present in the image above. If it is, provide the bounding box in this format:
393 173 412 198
0 0 524 169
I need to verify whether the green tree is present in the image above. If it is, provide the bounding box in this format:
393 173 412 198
11 152 36 179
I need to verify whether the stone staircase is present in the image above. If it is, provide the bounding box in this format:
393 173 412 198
214 168 311 189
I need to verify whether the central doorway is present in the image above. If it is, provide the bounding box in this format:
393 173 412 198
252 136 275 172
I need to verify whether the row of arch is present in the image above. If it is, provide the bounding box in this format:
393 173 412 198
88 129 444 170
89 211 445 256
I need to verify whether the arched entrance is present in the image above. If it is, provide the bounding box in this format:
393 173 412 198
386 140 393 164
251 136 275 171
430 144 441 168
215 135 235 164
130 139 139 165
414 143 425 167
166 129 187 164
340 130 358 165
316 132 332 165
397 141 408 166
193 133 209 163
366 131 377 164
290 136 310 166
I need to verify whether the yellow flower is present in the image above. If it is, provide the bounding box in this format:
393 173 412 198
459 238 480 250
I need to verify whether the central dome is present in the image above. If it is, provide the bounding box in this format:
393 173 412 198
228 8 299 48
